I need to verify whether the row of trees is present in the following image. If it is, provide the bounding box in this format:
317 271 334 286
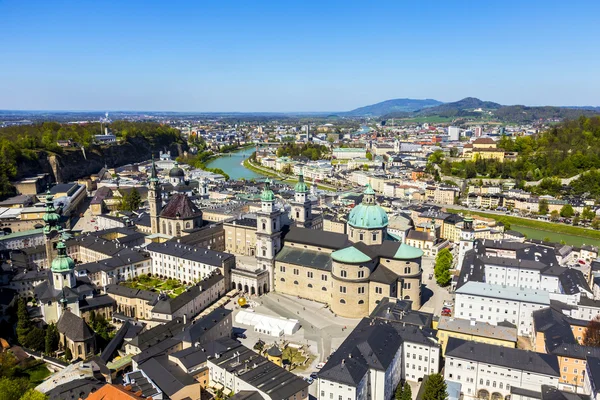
395 374 447 400
276 143 329 161
434 248 453 287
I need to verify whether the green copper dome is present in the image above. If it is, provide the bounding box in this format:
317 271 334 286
393 243 424 260
347 184 388 229
43 191 61 234
294 173 309 193
51 240 75 272
332 246 373 264
260 179 275 202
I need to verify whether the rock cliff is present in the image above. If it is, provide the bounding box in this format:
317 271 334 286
16 137 187 183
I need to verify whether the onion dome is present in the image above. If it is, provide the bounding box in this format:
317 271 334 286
294 173 309 193
51 240 75 272
260 179 275 202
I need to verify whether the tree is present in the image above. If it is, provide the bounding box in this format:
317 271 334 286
583 315 600 347
593 218 600 230
127 188 141 211
64 347 73 361
0 377 29 400
550 210 560 222
582 207 596 221
395 382 403 400
573 216 581 226
281 164 292 175
25 328 46 351
560 204 574 218
538 199 549 215
365 152 373 161
45 323 59 355
19 389 48 400
434 249 453 287
421 374 448 400
16 298 31 346
400 382 412 400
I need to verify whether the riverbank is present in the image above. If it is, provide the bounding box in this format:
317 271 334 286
446 208 600 247
243 158 338 191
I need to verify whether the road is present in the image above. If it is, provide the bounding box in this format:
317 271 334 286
419 256 453 315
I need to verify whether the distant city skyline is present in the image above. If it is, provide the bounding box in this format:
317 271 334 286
1 0 599 112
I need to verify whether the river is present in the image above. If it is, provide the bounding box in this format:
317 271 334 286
204 147 263 181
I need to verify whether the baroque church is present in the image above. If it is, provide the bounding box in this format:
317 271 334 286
226 173 425 319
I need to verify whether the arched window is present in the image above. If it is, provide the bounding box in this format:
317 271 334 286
296 211 300 219
294 281 298 285
322 287 327 291
308 284 313 288
340 299 346 304
358 300 364 304
280 278 285 282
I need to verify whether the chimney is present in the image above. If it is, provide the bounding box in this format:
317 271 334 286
183 314 187 324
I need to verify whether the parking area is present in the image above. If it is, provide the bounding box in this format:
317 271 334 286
420 256 454 315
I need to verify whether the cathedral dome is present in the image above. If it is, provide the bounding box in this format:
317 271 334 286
347 184 388 229
169 162 185 178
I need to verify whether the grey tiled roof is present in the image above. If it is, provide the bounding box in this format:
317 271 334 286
57 310 95 342
445 337 560 376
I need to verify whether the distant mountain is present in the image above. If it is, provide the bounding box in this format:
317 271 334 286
345 98 443 116
419 97 502 115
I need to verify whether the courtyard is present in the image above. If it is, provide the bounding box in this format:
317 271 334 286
120 274 186 298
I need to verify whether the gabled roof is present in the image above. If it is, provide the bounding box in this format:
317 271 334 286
160 193 202 219
445 337 560 377
57 310 95 342
283 226 349 250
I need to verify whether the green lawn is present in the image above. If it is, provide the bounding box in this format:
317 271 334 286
446 208 600 246
121 275 185 296
23 362 51 385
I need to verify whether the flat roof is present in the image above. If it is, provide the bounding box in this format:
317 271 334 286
456 281 550 305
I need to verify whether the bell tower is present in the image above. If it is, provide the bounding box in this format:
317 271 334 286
255 179 282 291
148 156 162 234
291 172 312 228
42 189 61 268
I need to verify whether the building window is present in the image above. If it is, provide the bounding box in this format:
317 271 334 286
340 299 346 304
308 284 313 288
358 270 365 278
359 233 364 241
358 300 364 304
322 274 328 281
358 287 365 294
372 233 377 241
375 287 383 294
340 286 346 293
404 266 411 274
307 271 313 278
293 269 299 275
280 266 286 272
340 270 347 278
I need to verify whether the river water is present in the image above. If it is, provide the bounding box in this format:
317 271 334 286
204 147 262 181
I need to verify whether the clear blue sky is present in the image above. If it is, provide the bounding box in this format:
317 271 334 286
1 0 599 112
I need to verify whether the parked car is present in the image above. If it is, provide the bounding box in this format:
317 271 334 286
310 372 318 379
316 362 326 369
304 377 314 384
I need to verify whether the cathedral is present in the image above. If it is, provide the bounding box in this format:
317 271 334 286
273 182 424 318
225 173 425 319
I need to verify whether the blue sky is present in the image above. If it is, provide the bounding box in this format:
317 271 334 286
1 0 599 112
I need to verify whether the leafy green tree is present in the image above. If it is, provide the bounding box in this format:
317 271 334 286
25 328 46 351
0 377 29 400
16 298 31 346
365 152 373 161
19 389 48 400
434 249 453 287
560 204 574 218
550 210 560 222
538 199 549 215
582 207 596 221
573 216 581 226
593 218 600 230
395 382 403 400
64 347 73 361
0 351 19 378
400 382 412 400
45 323 59 355
422 374 448 400
127 188 141 211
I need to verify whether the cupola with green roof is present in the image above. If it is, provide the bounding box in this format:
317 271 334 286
43 191 61 234
294 173 309 193
51 240 75 273
347 184 388 230
260 179 275 202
